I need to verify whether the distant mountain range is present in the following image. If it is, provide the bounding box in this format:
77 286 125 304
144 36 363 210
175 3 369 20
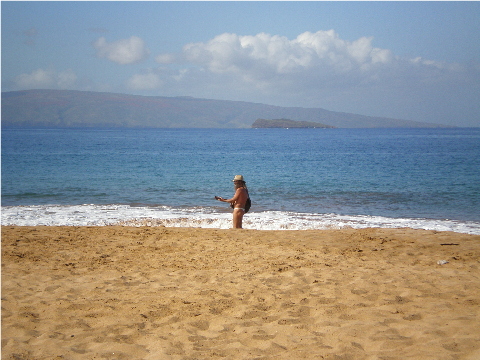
252 118 335 128
1 89 448 128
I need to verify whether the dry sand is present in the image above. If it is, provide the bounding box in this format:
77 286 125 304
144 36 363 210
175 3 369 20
2 226 479 360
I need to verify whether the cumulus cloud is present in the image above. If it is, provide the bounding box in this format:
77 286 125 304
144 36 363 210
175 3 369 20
159 29 471 96
181 30 393 76
163 30 465 92
93 36 149 65
150 30 402 104
150 29 407 101
13 68 77 89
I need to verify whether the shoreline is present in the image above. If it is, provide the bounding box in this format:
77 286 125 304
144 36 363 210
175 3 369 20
2 226 480 359
2 204 480 234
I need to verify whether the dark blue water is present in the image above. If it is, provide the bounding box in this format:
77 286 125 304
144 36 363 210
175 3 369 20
2 127 480 223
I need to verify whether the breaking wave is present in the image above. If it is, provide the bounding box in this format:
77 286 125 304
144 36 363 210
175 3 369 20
2 204 479 234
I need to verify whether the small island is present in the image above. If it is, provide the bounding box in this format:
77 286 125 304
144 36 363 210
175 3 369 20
252 118 335 129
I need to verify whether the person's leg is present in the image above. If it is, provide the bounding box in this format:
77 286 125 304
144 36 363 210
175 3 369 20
232 209 244 228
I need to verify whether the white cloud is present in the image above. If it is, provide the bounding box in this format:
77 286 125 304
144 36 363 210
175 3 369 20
181 30 394 76
162 30 468 96
157 30 402 103
13 69 77 89
93 36 149 65
127 70 162 90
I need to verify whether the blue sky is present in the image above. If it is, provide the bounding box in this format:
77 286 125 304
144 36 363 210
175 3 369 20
2 1 479 127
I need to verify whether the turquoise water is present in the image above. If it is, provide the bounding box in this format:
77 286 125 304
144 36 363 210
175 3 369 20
2 128 480 232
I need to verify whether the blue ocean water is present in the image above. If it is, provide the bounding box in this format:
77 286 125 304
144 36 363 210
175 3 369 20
2 128 480 233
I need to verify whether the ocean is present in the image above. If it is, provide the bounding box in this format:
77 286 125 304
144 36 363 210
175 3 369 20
2 127 480 234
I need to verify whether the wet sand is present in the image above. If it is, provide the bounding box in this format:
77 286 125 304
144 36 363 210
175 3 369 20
2 226 480 360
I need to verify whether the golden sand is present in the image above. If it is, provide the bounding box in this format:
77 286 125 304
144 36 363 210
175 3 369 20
2 226 479 360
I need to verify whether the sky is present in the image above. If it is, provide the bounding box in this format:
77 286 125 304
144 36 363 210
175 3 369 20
2 1 480 127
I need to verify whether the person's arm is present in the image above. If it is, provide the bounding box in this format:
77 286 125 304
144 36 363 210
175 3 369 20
217 188 242 204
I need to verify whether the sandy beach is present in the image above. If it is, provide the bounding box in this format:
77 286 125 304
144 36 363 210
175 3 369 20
2 226 479 360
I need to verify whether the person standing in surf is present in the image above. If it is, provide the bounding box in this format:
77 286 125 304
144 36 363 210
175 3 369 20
215 175 249 229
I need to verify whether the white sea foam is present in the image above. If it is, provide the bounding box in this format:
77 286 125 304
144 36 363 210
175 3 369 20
2 204 479 234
